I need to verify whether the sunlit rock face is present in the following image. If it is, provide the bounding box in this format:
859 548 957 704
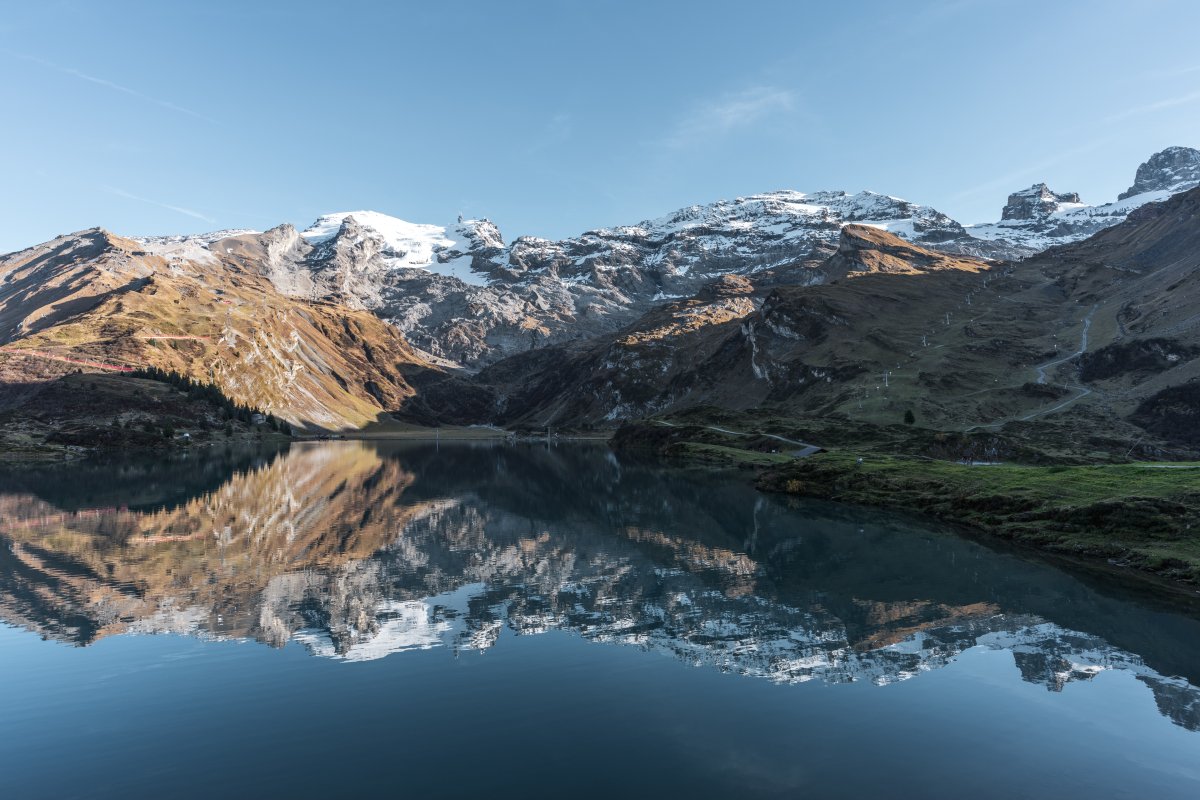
1119 146 1200 200
1 441 1198 731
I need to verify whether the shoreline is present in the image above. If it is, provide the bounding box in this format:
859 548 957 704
759 454 1200 590
6 406 1197 595
610 420 1200 592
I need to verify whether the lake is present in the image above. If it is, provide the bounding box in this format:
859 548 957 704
1 441 1198 799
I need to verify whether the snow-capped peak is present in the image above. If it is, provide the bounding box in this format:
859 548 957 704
1119 146 1200 200
302 210 488 285
302 210 454 257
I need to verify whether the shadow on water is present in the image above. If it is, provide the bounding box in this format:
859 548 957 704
1 439 1199 732
0 441 291 512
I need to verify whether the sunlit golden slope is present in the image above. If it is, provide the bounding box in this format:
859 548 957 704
0 229 435 429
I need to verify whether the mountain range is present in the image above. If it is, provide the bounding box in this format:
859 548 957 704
1 145 1198 442
442 184 1200 440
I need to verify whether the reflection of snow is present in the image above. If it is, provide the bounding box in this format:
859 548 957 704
4 440 1198 733
125 604 211 637
292 584 482 662
277 568 1200 734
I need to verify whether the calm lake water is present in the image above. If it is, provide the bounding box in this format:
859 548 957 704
1 441 1199 799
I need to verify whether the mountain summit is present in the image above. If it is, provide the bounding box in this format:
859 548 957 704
1000 184 1083 220
1118 146 1200 200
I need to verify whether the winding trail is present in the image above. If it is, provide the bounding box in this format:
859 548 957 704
1034 304 1097 385
965 304 1099 430
1017 304 1099 421
135 334 211 342
1018 384 1093 422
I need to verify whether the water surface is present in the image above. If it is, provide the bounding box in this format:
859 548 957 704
1 441 1198 799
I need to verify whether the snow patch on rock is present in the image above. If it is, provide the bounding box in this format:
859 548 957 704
302 211 489 286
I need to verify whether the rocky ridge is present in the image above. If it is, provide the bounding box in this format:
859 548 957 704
1000 184 1083 220
120 147 1200 369
438 181 1200 441
965 146 1200 256
1 146 1198 431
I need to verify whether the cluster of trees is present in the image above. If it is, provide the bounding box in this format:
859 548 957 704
130 367 292 436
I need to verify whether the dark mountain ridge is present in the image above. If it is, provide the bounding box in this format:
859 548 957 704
411 185 1200 452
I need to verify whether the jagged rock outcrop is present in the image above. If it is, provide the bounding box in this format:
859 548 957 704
960 146 1200 258
1119 145 1200 199
452 228 998 427
825 224 991 277
145 148 1200 366
253 193 985 367
1001 184 1083 220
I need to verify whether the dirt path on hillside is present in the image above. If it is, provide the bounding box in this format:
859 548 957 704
0 346 135 373
1033 304 1097 385
966 304 1099 430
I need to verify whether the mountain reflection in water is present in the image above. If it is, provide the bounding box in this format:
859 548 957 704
1 440 1199 733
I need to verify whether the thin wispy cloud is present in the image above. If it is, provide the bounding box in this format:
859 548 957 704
103 187 216 224
1106 89 1200 122
7 51 218 124
661 86 797 149
1142 63 1200 79
945 137 1113 210
524 112 573 155
896 0 995 34
947 155 1072 203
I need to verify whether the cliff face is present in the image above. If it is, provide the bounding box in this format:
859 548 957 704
1119 146 1200 200
450 229 1004 428
15 147 1180 376
3 147 1198 434
1000 184 1083 221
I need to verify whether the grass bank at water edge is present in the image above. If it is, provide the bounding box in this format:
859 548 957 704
759 453 1200 586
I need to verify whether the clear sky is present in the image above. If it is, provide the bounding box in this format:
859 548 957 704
3 0 1199 252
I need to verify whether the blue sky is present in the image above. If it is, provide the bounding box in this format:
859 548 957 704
3 0 1199 252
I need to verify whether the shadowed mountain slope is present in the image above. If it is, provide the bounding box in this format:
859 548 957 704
433 189 1200 448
